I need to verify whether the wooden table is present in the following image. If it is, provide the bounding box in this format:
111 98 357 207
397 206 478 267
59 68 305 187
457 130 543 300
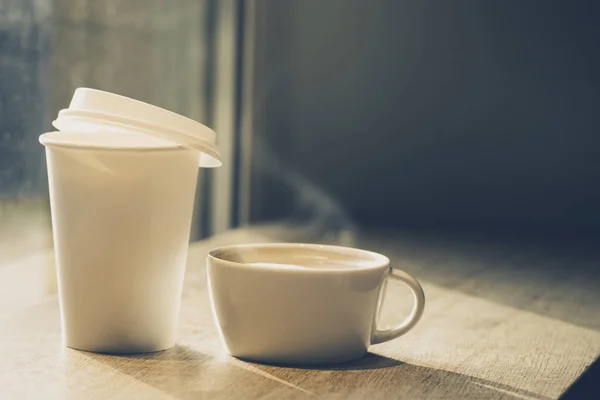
1 227 598 399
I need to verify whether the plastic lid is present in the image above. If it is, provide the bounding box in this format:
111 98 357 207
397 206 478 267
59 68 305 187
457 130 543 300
52 88 221 167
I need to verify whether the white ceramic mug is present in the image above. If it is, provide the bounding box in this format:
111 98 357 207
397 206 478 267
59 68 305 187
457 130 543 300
207 243 425 365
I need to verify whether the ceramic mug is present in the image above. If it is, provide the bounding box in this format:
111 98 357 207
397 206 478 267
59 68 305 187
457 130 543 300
207 243 425 365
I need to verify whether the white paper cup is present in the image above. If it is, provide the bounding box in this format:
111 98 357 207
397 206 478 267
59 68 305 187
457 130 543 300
41 131 200 353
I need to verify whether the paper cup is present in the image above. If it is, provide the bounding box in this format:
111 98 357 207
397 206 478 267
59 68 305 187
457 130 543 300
41 131 199 353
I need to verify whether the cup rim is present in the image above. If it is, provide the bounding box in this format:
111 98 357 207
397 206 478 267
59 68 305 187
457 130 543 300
39 131 188 152
207 243 390 273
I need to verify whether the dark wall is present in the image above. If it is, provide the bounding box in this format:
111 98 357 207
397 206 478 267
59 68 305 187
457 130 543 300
251 0 600 230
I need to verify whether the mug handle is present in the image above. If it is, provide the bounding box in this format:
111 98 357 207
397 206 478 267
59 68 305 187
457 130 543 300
371 268 426 345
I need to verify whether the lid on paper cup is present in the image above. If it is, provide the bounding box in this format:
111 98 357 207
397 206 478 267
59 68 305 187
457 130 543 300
52 88 221 168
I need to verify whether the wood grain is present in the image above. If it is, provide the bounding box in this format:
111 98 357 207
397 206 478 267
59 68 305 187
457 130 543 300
0 227 598 399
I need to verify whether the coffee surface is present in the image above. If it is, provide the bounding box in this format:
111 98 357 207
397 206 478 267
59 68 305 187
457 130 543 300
247 258 371 270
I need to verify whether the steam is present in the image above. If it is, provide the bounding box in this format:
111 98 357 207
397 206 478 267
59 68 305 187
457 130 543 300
233 40 357 246
252 137 357 247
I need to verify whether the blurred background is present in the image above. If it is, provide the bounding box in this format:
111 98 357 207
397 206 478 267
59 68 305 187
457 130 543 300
1 0 600 305
246 0 600 234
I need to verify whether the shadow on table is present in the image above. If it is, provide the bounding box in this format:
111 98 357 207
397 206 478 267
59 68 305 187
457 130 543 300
86 348 550 399
560 356 600 400
113 343 211 361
